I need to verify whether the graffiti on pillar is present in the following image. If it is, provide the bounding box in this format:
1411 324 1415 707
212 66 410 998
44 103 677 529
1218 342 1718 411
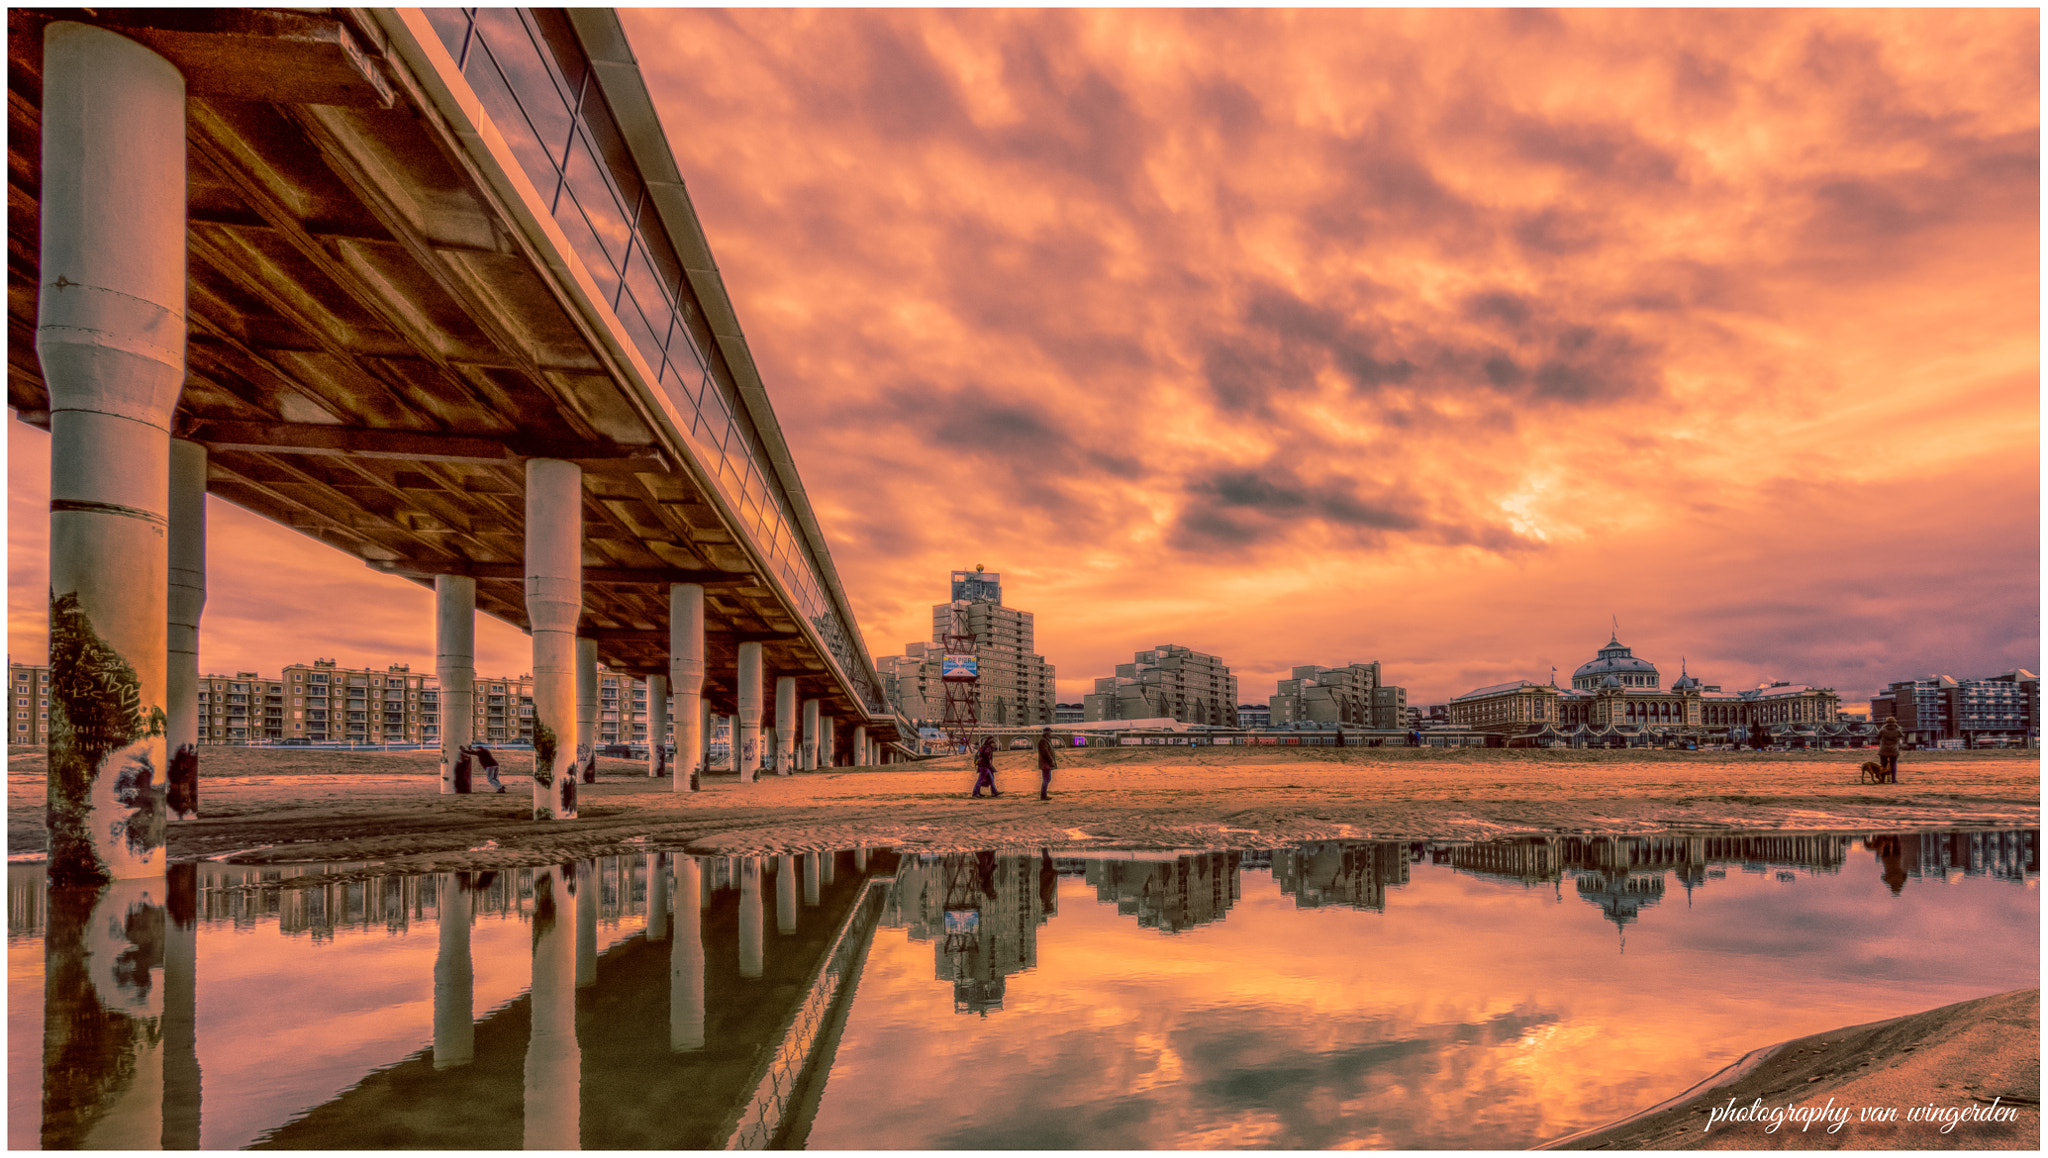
47 592 167 883
578 740 596 785
531 721 557 820
166 745 197 821
652 746 668 778
743 736 757 768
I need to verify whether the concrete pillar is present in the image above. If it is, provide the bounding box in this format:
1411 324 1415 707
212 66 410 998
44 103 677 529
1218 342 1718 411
669 584 704 792
671 855 705 1051
699 701 713 777
803 852 820 907
40 22 187 884
645 674 668 779
575 636 599 783
775 676 797 775
435 576 476 795
575 859 597 988
737 857 763 978
166 439 204 821
433 873 473 1069
524 866 579 1150
854 847 868 873
776 854 798 934
801 699 820 770
854 725 868 769
646 852 668 941
736 642 763 782
42 877 168 1146
163 863 200 1147
525 459 581 820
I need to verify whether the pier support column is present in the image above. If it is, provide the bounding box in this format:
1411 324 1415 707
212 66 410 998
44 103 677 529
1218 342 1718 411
41 22 187 884
435 576 475 794
699 702 713 776
670 584 704 791
163 863 200 1147
854 725 867 769
575 637 599 783
822 716 836 767
524 459 581 820
671 856 704 1050
524 866 579 1150
738 857 763 978
575 859 597 989
166 439 204 821
803 852 820 907
854 847 868 873
775 677 796 775
647 852 668 941
821 851 836 887
433 872 474 1069
736 643 763 783
776 854 798 934
801 700 819 770
644 675 668 779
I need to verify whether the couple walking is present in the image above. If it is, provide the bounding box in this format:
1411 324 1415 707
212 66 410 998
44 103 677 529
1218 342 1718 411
971 728 1057 800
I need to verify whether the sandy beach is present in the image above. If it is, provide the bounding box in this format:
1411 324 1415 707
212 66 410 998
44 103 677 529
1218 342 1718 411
6 745 2036 873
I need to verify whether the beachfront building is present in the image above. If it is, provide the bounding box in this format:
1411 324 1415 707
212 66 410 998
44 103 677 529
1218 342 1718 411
1869 671 2038 746
1083 644 1239 725
1270 662 1378 726
199 672 289 744
1054 702 1085 724
1448 632 1841 744
877 570 1058 728
7 659 51 746
1372 685 1408 730
280 660 437 745
1237 702 1272 728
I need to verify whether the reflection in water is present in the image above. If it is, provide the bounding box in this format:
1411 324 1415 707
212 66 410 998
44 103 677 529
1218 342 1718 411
6 832 2036 1150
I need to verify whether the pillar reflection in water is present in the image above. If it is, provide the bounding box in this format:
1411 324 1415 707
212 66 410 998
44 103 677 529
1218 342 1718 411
822 850 836 887
854 848 868 873
525 866 580 1150
738 858 763 979
671 856 705 1051
803 852 821 907
646 853 668 942
163 864 200 1148
433 872 474 1070
776 854 798 935
42 877 167 1148
574 860 596 989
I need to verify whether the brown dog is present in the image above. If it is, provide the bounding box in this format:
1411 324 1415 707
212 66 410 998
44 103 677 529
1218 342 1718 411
1859 760 1889 784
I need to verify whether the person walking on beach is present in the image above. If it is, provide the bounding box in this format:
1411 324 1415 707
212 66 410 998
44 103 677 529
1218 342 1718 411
971 736 1001 798
1876 715 1903 782
1035 727 1058 800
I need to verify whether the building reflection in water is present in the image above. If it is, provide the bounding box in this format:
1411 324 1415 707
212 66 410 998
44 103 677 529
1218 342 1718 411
6 832 2034 1147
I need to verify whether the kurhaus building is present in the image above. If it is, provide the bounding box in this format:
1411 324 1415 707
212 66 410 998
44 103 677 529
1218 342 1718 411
1450 633 1842 743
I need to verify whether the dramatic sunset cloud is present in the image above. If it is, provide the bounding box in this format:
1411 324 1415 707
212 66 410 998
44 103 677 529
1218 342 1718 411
7 8 2038 706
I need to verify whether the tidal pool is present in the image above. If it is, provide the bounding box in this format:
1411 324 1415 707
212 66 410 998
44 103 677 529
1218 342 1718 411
7 831 2037 1149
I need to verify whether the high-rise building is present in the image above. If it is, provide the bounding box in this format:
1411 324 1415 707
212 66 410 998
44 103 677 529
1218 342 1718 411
878 570 1057 727
1082 644 1238 725
1270 662 1378 725
200 671 288 744
7 659 51 746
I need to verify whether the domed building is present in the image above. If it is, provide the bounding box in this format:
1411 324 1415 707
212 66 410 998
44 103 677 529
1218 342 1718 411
1449 629 1843 745
1573 634 1659 690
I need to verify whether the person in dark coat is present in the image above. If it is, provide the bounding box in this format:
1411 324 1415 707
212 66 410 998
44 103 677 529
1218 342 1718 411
1035 728 1058 800
1876 716 1904 782
464 743 505 793
971 736 1001 798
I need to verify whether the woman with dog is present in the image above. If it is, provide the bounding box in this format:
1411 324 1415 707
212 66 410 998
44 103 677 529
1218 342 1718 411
1876 716 1903 782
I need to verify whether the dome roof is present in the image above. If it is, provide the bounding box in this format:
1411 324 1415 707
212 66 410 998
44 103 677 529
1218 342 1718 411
1600 673 1622 688
1672 673 1700 690
1572 633 1659 679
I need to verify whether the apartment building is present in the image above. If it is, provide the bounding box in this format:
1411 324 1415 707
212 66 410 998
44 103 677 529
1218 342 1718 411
1870 670 2038 744
1270 662 1379 726
199 672 287 743
878 570 1058 728
278 660 437 745
1083 644 1239 726
7 660 50 745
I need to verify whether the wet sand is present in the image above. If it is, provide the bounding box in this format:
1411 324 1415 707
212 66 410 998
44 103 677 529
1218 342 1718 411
1550 988 2039 1150
5 745 2036 874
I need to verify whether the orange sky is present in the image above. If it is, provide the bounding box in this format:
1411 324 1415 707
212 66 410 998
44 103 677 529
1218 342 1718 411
6 8 2039 707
